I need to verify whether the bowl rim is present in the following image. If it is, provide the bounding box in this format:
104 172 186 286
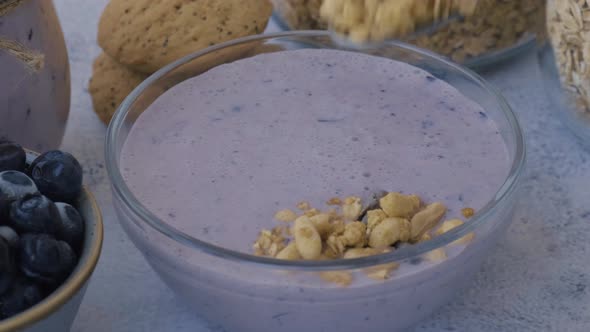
0 157 104 331
106 30 526 270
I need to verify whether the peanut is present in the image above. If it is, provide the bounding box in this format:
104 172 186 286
293 216 322 259
366 208 388 233
276 242 301 260
343 247 380 259
319 271 353 287
310 213 332 239
410 202 447 241
435 219 475 246
379 192 421 218
365 262 400 280
368 217 409 248
424 248 447 262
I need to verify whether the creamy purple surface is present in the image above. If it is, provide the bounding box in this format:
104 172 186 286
120 49 509 253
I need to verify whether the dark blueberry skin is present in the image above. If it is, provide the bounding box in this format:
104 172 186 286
54 203 85 250
0 237 15 296
30 151 83 203
9 194 58 235
0 140 26 172
0 278 42 319
19 234 77 285
0 226 19 249
0 171 39 220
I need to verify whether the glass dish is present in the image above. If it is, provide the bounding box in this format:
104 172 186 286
272 0 545 70
106 31 526 332
538 0 590 148
0 0 70 150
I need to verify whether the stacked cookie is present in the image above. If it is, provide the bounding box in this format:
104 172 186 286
89 0 273 124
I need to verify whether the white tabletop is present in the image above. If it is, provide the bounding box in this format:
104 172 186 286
53 1 590 331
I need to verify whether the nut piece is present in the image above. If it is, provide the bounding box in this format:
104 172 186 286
366 209 388 233
326 234 346 257
293 216 322 260
419 233 432 243
410 202 447 241
253 228 286 257
342 196 363 220
342 221 367 247
461 207 475 218
368 217 409 248
297 201 311 211
379 193 421 218
365 262 400 280
435 219 475 246
276 242 302 260
327 197 342 205
343 247 381 259
274 209 298 222
424 248 447 262
310 213 332 239
319 271 352 287
304 208 321 217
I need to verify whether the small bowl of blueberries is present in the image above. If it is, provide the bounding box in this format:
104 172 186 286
0 139 103 332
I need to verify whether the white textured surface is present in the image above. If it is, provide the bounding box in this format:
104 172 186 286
51 1 590 331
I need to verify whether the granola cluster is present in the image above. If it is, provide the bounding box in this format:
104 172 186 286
253 192 475 286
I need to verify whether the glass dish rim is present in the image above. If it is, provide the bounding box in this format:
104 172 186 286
105 30 526 271
271 12 538 71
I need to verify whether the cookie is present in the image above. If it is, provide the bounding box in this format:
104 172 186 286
88 52 148 125
97 0 273 73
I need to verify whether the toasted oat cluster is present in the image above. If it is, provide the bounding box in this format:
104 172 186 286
318 0 478 43
547 0 590 119
253 192 475 286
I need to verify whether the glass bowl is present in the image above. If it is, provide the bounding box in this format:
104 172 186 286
271 0 545 71
106 31 525 332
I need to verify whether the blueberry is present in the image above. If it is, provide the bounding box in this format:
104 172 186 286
0 278 42 319
0 171 39 219
54 203 84 250
0 226 19 249
9 194 58 235
30 151 83 203
0 237 15 296
19 234 77 285
0 140 26 172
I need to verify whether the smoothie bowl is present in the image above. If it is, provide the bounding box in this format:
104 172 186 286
106 31 525 332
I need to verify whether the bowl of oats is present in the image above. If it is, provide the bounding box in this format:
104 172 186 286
272 0 546 69
538 0 590 147
106 31 525 332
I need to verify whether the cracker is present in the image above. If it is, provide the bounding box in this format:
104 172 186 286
88 52 148 125
97 0 273 73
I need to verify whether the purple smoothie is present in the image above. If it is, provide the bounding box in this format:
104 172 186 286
119 49 512 331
